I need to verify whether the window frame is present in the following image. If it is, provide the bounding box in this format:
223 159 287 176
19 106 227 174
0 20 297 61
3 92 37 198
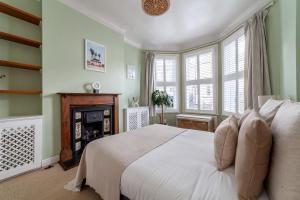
154 54 180 113
221 28 246 116
182 45 218 114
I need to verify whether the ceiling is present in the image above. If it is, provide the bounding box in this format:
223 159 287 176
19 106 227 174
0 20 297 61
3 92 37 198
60 0 271 51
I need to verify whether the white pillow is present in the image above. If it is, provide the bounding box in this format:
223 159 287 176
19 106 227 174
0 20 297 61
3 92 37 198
259 99 284 126
267 102 300 200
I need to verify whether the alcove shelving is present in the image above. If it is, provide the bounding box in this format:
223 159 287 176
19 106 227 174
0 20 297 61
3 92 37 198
0 2 41 25
0 60 41 71
0 31 41 48
0 90 42 95
0 2 42 96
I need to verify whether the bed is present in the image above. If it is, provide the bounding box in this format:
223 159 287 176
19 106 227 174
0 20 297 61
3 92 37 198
121 129 268 200
65 124 268 200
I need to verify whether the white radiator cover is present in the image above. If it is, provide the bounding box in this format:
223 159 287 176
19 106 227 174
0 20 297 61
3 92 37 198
0 116 42 181
124 107 149 131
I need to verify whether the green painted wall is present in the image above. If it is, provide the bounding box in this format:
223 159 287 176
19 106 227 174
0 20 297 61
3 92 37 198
0 0 42 117
267 0 298 100
297 1 300 101
42 0 143 159
124 43 144 111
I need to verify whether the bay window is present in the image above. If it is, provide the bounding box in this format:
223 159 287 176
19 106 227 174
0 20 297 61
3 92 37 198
154 54 179 112
183 46 218 114
222 29 246 115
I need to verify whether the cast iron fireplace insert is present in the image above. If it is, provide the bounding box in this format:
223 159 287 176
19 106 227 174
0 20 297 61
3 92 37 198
70 105 113 164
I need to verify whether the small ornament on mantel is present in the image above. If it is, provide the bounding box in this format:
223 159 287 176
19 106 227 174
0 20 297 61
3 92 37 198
91 81 101 94
128 97 139 107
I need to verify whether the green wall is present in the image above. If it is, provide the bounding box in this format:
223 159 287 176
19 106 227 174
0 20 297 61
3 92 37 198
42 0 143 159
297 1 300 101
0 0 42 117
267 0 298 100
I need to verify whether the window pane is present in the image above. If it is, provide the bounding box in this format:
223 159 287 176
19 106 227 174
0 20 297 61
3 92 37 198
238 78 244 114
224 80 236 113
166 86 177 110
165 59 176 82
199 52 213 79
238 35 245 72
155 86 164 92
200 84 214 111
155 59 164 82
186 56 197 81
224 41 236 75
186 85 198 110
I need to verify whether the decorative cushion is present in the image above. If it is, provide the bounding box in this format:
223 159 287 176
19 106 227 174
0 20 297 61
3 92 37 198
259 99 284 126
267 102 300 200
238 109 251 129
214 116 238 170
235 111 272 199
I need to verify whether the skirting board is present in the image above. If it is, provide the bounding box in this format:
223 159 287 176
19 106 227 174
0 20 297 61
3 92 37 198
42 155 59 167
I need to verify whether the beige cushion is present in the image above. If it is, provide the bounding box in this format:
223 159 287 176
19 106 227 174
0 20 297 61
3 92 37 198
267 102 300 200
214 116 238 170
259 99 284 126
235 111 272 199
238 109 251 129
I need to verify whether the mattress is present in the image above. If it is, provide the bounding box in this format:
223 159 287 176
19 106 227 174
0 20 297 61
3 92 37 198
121 130 269 200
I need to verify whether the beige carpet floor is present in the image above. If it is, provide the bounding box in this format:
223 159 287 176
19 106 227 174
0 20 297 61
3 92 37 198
0 164 102 200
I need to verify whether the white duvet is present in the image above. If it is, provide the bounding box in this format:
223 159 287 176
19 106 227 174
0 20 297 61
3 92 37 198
121 130 269 200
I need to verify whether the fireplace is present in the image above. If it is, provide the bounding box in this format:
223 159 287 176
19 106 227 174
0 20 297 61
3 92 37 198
71 105 112 162
58 93 120 170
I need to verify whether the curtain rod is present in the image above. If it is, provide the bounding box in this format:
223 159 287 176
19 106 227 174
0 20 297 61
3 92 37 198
263 1 274 10
144 1 275 54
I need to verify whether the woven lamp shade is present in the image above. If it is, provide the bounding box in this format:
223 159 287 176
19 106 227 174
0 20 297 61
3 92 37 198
142 0 170 16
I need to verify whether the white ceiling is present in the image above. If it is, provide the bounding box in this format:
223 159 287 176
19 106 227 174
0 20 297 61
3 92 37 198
60 0 272 51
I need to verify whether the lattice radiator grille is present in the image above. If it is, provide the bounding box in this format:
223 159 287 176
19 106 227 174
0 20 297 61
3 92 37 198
128 112 138 130
0 125 35 172
124 107 149 131
0 116 42 181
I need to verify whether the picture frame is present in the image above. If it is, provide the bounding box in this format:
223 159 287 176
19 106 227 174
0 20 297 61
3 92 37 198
85 39 106 72
127 64 136 80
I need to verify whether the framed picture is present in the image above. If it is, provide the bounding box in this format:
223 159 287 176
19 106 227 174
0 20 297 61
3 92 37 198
127 65 136 80
85 39 106 72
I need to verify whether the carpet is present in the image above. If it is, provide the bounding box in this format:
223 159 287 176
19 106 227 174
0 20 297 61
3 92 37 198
0 164 102 200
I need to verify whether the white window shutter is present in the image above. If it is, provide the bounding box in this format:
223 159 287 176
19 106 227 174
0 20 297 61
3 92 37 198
186 56 197 81
155 59 164 82
224 40 236 76
186 85 198 110
222 30 246 115
165 59 176 82
224 80 236 113
199 52 213 79
154 55 179 112
184 47 217 114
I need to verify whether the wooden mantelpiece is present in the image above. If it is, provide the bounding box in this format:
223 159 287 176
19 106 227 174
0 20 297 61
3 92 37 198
58 93 120 170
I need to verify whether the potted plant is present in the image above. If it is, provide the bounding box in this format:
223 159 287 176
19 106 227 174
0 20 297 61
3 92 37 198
151 90 173 124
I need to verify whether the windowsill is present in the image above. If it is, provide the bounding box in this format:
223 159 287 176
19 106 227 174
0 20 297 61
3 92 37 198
155 110 180 114
222 112 242 117
184 110 217 116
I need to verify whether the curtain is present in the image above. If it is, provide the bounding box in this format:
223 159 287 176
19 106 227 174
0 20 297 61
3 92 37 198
142 51 155 116
245 10 272 110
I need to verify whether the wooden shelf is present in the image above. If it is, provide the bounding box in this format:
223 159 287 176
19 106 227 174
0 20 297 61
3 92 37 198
0 90 42 95
0 32 41 48
0 2 42 25
0 60 41 71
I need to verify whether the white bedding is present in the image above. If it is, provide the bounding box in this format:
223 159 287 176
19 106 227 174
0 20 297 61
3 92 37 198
121 130 269 200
